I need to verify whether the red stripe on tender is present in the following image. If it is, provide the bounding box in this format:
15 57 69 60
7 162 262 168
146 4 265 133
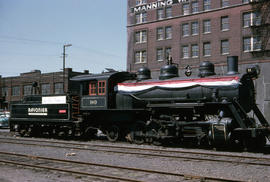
59 110 66 114
118 76 240 87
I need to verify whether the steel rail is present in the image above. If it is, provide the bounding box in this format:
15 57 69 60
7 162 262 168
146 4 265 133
0 158 142 182
0 151 246 182
0 137 270 167
1 136 269 161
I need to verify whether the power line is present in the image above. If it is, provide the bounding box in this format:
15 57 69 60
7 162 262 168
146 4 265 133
0 51 59 57
0 35 63 45
0 35 124 58
72 45 123 58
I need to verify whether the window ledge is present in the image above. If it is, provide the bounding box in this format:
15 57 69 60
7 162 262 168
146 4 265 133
135 62 147 64
221 53 230 55
221 29 229 32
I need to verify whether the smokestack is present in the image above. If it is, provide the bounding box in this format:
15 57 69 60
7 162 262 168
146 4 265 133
227 56 239 75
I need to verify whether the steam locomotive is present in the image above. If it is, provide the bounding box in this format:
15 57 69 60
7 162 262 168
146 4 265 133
9 56 270 148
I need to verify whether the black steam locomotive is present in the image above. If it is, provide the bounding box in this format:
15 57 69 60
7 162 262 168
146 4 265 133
9 56 270 148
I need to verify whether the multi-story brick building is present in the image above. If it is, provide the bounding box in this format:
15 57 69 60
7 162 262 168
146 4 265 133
0 68 88 110
127 0 270 119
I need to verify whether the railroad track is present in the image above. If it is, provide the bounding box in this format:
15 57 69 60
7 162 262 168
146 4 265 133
0 151 245 182
0 136 270 168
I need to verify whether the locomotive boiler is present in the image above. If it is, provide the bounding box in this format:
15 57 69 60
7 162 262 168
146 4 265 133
115 56 270 147
9 56 270 149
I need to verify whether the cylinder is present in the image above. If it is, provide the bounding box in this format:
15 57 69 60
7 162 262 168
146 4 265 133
227 56 239 75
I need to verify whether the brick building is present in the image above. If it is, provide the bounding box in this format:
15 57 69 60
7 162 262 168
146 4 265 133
0 68 88 110
127 0 270 119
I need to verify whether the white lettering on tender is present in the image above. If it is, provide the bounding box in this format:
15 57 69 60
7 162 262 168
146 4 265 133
28 108 48 116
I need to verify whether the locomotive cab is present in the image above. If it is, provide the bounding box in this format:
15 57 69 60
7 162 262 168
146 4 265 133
79 78 108 110
71 70 135 110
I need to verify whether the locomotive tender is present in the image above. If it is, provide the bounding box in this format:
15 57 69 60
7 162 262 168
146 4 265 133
10 56 270 148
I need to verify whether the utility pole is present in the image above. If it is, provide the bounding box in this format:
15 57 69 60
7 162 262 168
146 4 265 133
63 44 72 93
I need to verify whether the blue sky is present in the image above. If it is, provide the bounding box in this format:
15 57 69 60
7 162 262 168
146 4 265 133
0 0 127 77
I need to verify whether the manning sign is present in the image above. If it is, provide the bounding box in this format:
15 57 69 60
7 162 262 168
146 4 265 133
132 0 190 13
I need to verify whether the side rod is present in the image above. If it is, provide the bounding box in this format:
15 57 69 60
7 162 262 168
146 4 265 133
253 104 270 127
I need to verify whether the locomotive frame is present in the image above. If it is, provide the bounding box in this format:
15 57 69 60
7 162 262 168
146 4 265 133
9 56 270 149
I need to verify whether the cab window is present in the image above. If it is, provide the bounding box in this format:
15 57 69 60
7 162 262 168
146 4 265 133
98 81 106 95
89 80 106 96
89 82 97 96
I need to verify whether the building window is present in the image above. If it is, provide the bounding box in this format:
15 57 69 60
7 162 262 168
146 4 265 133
157 48 164 61
135 50 147 63
221 16 229 31
157 7 172 20
253 12 261 26
54 83 64 94
192 1 199 14
135 12 147 24
135 14 140 24
157 48 172 61
203 20 211 33
136 0 147 6
165 26 172 39
243 37 251 52
1 87 8 97
135 32 140 43
98 81 106 96
41 84 50 95
191 44 199 58
165 47 172 59
182 45 189 58
221 0 229 7
23 85 32 96
12 86 20 96
157 26 172 40
203 0 211 11
165 7 172 18
221 40 229 55
243 12 261 27
242 0 249 3
182 23 189 37
191 22 199 35
157 9 163 20
135 30 147 43
253 36 262 51
243 36 261 52
243 12 252 27
183 3 190 15
157 27 163 40
203 42 211 56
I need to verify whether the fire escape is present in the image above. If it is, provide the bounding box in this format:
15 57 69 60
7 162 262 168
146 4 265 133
250 0 270 57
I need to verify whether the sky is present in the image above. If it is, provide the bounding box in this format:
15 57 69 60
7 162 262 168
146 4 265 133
0 0 127 77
